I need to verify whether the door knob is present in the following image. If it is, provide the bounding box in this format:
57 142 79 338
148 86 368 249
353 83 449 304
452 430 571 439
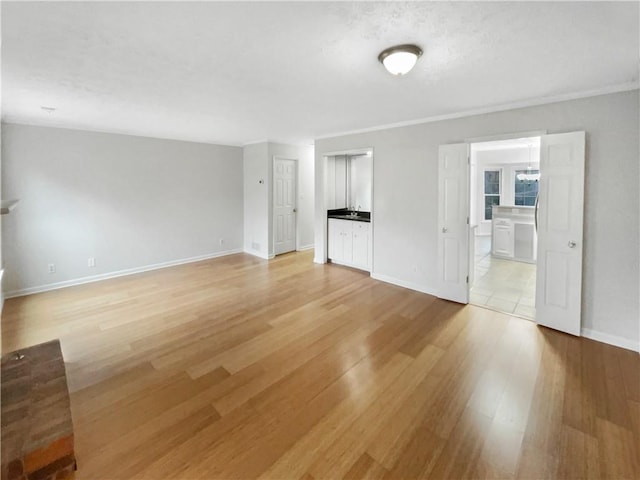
293 208 297 213
568 241 577 248
442 227 448 233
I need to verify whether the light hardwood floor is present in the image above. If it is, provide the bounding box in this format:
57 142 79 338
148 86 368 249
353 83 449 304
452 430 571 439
2 250 638 479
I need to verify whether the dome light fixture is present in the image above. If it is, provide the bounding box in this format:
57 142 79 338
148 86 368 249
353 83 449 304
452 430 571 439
378 44 423 76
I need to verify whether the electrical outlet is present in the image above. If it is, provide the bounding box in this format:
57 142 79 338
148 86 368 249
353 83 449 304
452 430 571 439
88 257 96 268
219 238 224 246
48 263 56 274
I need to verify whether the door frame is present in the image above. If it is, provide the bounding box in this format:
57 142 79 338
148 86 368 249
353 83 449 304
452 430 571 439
272 156 298 255
318 147 374 270
459 130 587 337
466 131 547 307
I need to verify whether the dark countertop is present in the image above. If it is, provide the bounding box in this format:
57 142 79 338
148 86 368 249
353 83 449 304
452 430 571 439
327 209 371 223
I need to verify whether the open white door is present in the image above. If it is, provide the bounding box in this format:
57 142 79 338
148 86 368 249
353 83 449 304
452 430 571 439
437 143 470 303
535 131 585 336
274 158 297 255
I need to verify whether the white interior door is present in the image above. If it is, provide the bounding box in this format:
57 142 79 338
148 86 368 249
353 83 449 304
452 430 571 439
535 131 585 336
274 158 297 255
438 143 470 303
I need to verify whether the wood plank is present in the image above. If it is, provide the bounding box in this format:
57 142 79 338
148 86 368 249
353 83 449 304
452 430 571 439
381 426 444 480
344 453 389 480
307 345 443 479
428 406 494 479
554 425 600 480
618 349 640 402
257 353 416 480
0 250 637 480
596 418 639 479
518 329 568 457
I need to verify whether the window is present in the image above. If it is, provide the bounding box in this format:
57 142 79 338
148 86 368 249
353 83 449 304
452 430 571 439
484 170 500 220
514 169 540 206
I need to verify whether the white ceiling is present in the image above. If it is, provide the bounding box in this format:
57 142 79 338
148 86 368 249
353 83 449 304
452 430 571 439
2 1 638 146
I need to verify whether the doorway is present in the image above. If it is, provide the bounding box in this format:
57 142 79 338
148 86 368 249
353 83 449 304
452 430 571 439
468 137 540 320
318 148 374 269
273 157 297 255
437 131 586 337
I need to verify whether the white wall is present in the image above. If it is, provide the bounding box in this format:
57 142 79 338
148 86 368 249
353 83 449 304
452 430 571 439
243 142 270 258
315 90 640 350
290 144 315 250
2 123 244 295
243 141 314 259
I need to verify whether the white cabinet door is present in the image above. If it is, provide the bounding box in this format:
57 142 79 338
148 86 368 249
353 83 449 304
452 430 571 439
342 221 353 264
352 222 370 269
536 131 585 336
514 222 536 262
328 219 353 264
437 143 470 304
492 219 514 258
328 219 341 261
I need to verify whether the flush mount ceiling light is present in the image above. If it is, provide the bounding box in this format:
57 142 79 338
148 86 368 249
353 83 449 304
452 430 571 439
378 44 423 76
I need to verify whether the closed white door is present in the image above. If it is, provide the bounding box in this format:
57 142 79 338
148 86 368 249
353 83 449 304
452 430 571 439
273 158 297 255
437 143 470 303
535 132 586 336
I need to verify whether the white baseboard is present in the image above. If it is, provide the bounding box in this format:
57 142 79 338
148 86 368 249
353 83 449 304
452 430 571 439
4 249 243 299
581 328 640 353
370 272 438 297
243 248 274 260
297 244 314 252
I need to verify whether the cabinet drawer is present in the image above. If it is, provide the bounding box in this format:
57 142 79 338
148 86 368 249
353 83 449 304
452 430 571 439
493 218 512 227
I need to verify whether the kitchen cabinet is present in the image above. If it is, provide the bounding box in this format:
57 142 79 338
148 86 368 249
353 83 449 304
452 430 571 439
491 206 537 263
351 222 370 268
328 218 370 271
492 218 514 258
328 218 353 264
513 222 537 262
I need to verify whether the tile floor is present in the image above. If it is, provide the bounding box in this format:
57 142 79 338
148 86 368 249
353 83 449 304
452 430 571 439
470 235 536 320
